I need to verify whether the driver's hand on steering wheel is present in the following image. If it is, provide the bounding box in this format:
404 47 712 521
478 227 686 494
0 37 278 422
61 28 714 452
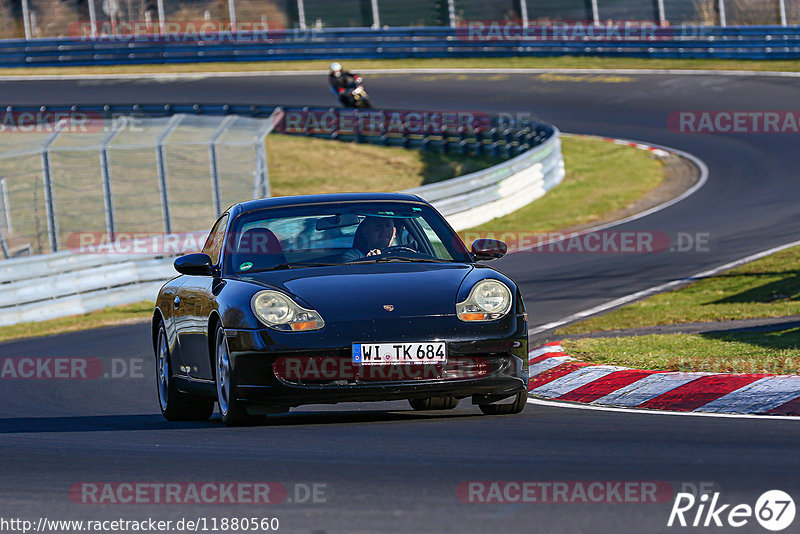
366 249 382 256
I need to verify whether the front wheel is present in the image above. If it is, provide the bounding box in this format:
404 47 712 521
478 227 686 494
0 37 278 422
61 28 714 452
214 325 265 426
478 392 527 415
155 321 214 421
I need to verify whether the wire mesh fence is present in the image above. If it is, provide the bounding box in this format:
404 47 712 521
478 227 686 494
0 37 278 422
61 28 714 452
0 111 278 258
2 0 798 39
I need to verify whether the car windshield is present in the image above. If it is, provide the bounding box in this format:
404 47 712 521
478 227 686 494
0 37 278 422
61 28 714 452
223 201 471 274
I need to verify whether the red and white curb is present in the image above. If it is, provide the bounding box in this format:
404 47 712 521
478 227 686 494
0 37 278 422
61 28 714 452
527 343 800 416
564 133 670 157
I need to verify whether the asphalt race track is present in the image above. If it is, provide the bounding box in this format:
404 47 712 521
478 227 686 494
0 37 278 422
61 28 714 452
2 71 800 533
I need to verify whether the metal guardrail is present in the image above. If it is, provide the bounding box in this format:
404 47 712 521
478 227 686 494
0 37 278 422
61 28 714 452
409 132 564 231
0 104 563 326
0 25 799 66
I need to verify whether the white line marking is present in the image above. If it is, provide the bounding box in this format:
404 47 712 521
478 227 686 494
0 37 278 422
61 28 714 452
530 364 628 398
528 344 564 358
508 136 708 261
529 235 800 334
590 372 706 407
527 397 800 421
528 355 574 377
525 139 709 334
696 375 800 414
2 67 800 82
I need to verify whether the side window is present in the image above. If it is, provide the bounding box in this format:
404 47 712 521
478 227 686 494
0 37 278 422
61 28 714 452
202 214 229 265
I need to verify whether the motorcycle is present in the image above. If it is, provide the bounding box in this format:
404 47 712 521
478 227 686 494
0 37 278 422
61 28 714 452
335 76 373 109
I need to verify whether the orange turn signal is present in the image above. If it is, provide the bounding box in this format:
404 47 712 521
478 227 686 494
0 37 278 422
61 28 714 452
459 313 485 322
291 321 320 331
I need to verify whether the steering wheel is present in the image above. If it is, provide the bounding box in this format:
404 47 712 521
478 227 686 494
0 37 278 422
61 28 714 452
382 245 418 255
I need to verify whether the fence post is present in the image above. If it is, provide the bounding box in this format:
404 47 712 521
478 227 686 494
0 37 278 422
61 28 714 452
228 0 237 32
519 0 529 28
251 108 283 199
157 0 166 36
209 115 237 217
41 130 62 253
718 0 727 26
297 0 307 30
371 0 381 29
21 0 32 39
0 178 11 234
590 0 600 26
779 0 787 26
86 0 98 37
155 114 184 234
657 0 666 26
0 229 8 259
447 0 456 28
99 122 122 240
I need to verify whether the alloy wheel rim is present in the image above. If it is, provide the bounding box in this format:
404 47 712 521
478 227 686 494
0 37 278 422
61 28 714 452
157 329 169 411
216 332 231 415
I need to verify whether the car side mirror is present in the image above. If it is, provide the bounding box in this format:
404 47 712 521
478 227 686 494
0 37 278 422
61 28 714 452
471 239 507 261
174 253 213 276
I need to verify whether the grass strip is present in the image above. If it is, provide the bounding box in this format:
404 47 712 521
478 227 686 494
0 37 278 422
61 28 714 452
563 329 800 374
559 245 800 334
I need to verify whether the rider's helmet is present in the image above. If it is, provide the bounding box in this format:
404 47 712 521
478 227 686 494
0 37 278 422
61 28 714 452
330 62 342 77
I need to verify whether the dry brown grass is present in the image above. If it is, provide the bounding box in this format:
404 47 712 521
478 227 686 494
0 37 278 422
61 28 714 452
693 0 783 25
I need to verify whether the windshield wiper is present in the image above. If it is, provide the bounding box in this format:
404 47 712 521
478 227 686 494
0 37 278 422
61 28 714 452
345 256 449 264
244 262 339 273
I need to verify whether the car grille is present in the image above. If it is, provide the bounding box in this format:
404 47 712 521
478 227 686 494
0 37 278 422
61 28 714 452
273 354 508 387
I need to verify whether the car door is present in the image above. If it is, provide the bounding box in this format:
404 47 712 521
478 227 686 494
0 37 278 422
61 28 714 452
174 214 228 381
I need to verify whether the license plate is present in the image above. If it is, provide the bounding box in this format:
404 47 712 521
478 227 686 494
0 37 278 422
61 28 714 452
352 342 447 365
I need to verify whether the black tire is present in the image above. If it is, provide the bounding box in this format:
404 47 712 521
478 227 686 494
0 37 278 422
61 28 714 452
478 392 527 415
409 396 459 411
155 321 214 421
214 325 266 426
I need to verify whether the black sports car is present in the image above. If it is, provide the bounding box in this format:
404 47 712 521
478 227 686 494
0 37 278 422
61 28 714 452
152 192 529 425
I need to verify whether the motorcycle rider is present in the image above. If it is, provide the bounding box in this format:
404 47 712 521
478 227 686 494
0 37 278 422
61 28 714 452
328 62 363 106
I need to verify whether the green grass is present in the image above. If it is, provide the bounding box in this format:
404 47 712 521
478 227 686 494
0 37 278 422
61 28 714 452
3 57 800 76
266 134 502 197
0 300 154 343
563 329 800 374
559 245 800 335
462 135 664 236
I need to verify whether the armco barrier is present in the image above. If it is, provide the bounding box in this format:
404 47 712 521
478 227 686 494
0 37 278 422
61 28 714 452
0 104 564 326
0 25 799 67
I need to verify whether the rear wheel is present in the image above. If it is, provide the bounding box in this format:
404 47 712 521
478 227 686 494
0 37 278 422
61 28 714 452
214 325 265 426
409 396 459 411
478 392 527 415
155 322 214 421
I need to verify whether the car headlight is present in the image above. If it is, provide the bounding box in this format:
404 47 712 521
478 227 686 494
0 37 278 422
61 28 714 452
457 280 512 322
251 290 325 331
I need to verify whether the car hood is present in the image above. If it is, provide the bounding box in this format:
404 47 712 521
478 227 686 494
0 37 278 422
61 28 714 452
239 263 473 320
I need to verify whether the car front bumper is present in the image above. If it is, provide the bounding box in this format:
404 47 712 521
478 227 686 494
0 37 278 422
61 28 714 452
224 314 528 409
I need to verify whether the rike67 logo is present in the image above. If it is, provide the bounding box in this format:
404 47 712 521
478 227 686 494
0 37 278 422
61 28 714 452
668 490 795 531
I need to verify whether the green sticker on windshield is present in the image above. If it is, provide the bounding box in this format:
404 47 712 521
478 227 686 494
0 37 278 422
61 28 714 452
239 261 253 271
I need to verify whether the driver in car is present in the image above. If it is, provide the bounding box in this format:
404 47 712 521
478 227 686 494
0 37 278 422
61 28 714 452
361 216 396 256
340 216 398 262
